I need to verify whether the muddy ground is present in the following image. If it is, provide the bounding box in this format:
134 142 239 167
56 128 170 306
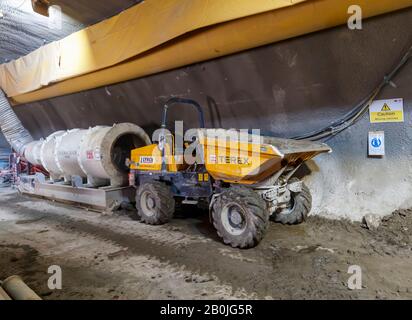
0 187 411 300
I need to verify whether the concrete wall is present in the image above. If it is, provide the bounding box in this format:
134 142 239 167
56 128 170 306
3 8 412 220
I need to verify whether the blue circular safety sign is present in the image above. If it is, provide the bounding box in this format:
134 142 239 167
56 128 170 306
371 138 382 148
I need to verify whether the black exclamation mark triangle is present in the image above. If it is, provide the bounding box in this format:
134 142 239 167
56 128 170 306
381 103 391 112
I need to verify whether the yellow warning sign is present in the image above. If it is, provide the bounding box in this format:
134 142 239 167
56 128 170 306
370 98 404 123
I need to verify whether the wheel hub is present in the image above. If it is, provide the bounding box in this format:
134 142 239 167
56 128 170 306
146 196 155 209
141 191 156 217
221 203 247 236
229 208 243 227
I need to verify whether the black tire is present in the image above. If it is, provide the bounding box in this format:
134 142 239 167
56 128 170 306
274 178 312 225
212 186 269 249
136 181 175 225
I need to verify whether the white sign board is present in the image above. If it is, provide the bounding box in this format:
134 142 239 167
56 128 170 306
369 98 404 123
368 131 385 156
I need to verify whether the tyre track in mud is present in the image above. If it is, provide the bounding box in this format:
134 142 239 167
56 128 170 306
3 190 412 299
0 193 365 299
2 195 282 298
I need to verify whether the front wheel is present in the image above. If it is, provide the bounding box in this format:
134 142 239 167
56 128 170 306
212 186 269 249
273 178 312 225
136 181 175 225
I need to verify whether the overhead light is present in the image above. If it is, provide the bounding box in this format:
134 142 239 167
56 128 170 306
31 0 50 17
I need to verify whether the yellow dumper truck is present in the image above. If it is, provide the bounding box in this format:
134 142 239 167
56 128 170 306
129 98 331 248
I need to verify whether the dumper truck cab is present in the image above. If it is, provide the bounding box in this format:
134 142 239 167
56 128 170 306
129 98 331 248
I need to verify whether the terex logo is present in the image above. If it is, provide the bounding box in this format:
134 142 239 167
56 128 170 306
140 156 154 164
218 156 250 165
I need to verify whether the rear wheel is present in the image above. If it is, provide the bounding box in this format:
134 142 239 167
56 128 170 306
274 178 312 225
212 186 269 249
136 181 175 225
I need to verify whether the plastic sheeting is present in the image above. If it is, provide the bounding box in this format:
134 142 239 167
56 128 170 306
0 0 305 97
1 0 412 105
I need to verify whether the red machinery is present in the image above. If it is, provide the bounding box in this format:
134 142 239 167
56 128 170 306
1 153 49 187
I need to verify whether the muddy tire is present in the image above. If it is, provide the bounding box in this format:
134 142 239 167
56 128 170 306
212 186 269 249
136 181 175 225
274 178 312 225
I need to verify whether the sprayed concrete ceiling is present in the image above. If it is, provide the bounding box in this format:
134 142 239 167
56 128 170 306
0 0 142 64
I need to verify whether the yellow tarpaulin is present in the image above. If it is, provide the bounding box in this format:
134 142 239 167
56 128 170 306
0 0 305 98
1 0 412 105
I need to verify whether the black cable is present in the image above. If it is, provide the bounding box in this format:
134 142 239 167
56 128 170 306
291 44 412 141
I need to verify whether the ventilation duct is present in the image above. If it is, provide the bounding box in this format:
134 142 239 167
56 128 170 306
0 89 34 155
0 89 151 187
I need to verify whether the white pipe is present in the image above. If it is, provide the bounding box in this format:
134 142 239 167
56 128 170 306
1 89 151 187
2 276 42 300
